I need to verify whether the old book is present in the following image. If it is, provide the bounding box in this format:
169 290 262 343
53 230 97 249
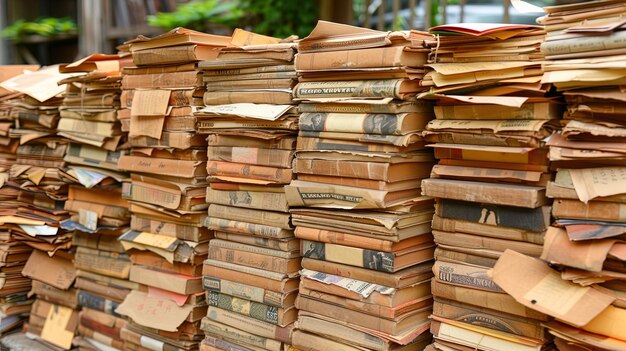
202 70 296 82
78 290 121 315
296 295 430 336
432 230 544 257
206 291 297 326
132 44 220 65
30 280 78 309
207 244 300 274
207 160 293 184
432 260 503 293
296 174 423 192
202 64 293 76
292 330 364 351
431 280 548 321
121 71 201 89
130 132 206 150
203 91 292 105
295 226 432 252
430 317 543 351
435 247 499 268
297 136 424 153
422 178 547 208
122 88 195 107
432 144 549 166
204 307 293 343
75 276 131 302
206 78 294 91
129 265 202 295
295 46 406 71
76 270 140 291
206 217 294 239
206 188 289 213
209 239 298 259
73 231 126 253
301 257 432 289
293 158 432 182
117 154 207 178
553 199 626 222
210 202 290 226
214 232 298 252
202 275 297 308
430 164 551 186
433 298 546 340
432 215 545 245
433 101 562 120
301 239 434 273
435 199 551 232
74 247 131 279
203 258 298 290
299 112 429 135
293 79 420 99
286 180 422 210
207 147 293 168
130 180 206 212
200 318 282 351
207 134 296 150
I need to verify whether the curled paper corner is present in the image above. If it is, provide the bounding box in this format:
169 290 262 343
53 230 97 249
511 0 545 14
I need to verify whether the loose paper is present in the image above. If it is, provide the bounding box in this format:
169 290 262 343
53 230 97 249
570 167 626 203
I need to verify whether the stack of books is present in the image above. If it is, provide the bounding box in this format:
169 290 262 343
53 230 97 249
419 23 557 351
491 2 626 350
195 29 300 351
0 66 85 349
55 53 133 351
114 27 230 351
286 21 436 351
0 65 40 336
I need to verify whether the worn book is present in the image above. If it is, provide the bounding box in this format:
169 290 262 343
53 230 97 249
202 275 297 308
206 290 297 326
301 239 434 273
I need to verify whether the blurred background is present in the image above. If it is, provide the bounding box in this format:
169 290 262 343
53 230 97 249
0 0 569 65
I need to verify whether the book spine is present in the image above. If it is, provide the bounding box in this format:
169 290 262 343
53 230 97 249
77 325 124 350
299 112 405 135
203 91 293 105
122 89 195 107
74 251 131 279
163 116 198 132
430 280 548 321
301 240 395 273
130 132 205 150
78 291 120 316
132 46 196 66
207 135 295 149
207 78 294 91
207 147 293 168
293 158 389 180
435 247 499 268
206 218 292 239
210 239 294 259
296 136 406 153
203 276 286 307
207 291 281 325
200 318 282 351
203 264 285 293
293 80 402 99
295 47 403 71
553 199 626 222
540 30 626 56
209 204 292 230
117 155 206 178
207 246 298 274
215 233 293 252
202 65 294 76
121 71 201 89
292 330 364 351
295 227 391 252
79 314 122 339
207 161 293 184
207 188 289 213
423 178 545 208
434 103 551 120
433 260 503 292
205 306 292 343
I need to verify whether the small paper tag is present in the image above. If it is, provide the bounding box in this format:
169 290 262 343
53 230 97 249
41 304 75 349
79 209 98 231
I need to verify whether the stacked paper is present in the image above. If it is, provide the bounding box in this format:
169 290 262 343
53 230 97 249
0 65 40 336
195 29 300 351
418 23 558 351
54 53 134 351
114 27 230 351
0 66 86 349
492 2 626 350
286 21 436 350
